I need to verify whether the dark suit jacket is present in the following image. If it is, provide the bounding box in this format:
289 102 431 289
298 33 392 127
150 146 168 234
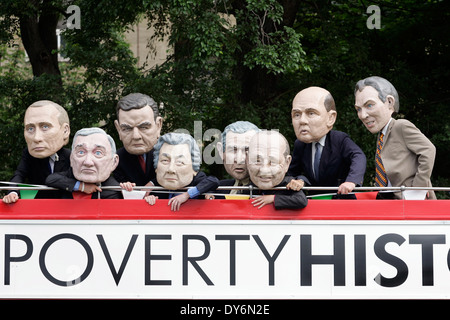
288 130 366 197
251 176 308 210
9 148 71 199
113 147 156 185
151 171 219 199
45 168 123 199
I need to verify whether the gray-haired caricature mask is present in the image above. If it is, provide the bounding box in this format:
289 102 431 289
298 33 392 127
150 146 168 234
70 133 119 183
155 143 197 189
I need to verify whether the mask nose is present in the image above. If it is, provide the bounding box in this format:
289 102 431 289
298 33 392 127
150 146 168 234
32 128 44 142
167 160 176 174
83 153 95 166
132 127 142 139
235 149 246 164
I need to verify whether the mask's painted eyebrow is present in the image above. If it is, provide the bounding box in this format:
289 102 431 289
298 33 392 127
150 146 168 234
364 99 376 106
292 107 317 114
74 143 106 150
74 143 86 149
120 122 152 129
137 121 152 127
94 144 107 150
25 121 52 127
175 154 187 160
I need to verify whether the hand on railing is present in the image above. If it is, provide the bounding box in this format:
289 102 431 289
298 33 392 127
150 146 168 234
82 182 103 194
337 182 356 195
2 192 18 204
144 194 158 205
168 192 190 212
286 179 304 191
252 195 275 209
119 182 135 192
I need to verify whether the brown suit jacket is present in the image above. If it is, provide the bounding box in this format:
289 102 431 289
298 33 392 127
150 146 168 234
380 119 436 199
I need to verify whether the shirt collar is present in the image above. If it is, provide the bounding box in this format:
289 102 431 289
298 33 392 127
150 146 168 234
234 177 250 186
49 153 59 162
381 118 393 136
315 135 327 148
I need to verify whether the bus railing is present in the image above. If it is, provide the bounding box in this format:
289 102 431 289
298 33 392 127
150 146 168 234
2 181 449 199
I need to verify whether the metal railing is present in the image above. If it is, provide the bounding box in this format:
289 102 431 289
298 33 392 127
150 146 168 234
2 181 449 199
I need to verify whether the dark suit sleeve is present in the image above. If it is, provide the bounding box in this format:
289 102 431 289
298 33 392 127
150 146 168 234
113 148 130 183
113 166 127 183
99 177 123 199
341 135 366 186
287 141 311 185
287 140 303 177
273 190 308 210
45 170 78 192
273 176 308 210
7 148 31 195
9 148 32 185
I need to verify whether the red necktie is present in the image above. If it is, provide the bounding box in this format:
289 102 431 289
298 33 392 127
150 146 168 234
375 133 388 187
139 155 146 173
72 191 91 199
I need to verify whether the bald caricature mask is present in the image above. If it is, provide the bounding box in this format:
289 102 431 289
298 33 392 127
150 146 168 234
247 131 292 190
291 87 337 143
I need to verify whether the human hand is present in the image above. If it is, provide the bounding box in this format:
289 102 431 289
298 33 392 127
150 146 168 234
204 194 215 200
120 181 136 192
286 179 304 191
337 182 355 194
144 181 155 197
2 192 19 204
251 195 275 209
168 192 190 211
144 195 159 205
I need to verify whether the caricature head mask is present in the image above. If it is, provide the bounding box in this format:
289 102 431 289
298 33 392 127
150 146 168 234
247 131 292 190
153 133 200 190
24 100 70 158
291 87 337 144
70 127 119 184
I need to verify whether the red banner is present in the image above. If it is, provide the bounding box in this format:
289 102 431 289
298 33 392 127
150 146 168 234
1 199 449 220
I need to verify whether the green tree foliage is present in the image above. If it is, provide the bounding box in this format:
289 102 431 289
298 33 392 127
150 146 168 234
0 0 142 188
290 0 450 196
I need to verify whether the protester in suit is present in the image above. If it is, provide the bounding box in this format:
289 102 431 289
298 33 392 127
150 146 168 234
287 86 366 199
45 127 122 199
113 93 163 187
214 121 260 197
354 76 436 199
145 132 219 211
247 130 308 210
2 100 71 204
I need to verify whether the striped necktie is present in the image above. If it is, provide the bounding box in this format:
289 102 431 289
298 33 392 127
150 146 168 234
375 133 388 187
